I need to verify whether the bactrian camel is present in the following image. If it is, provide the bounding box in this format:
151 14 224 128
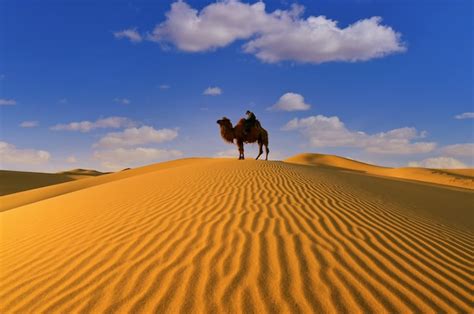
217 117 269 160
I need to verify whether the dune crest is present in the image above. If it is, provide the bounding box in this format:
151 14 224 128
0 158 203 212
0 169 105 196
56 168 106 177
285 153 474 190
1 159 472 313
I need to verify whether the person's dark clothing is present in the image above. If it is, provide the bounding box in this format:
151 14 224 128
244 111 257 135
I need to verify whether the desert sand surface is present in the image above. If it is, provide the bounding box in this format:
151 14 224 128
285 153 474 190
1 158 473 313
0 159 202 212
0 169 105 196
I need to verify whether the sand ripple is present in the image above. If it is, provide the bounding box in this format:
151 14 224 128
1 159 472 313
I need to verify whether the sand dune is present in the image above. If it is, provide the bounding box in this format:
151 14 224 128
285 153 474 190
56 168 106 178
0 169 105 196
0 159 203 212
1 158 472 313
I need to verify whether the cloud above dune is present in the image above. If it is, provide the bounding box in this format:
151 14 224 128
0 141 50 167
440 143 474 157
114 98 131 105
214 149 238 158
94 147 182 170
408 157 467 169
114 28 143 43
51 116 135 133
269 92 311 111
20 121 39 128
144 1 405 64
95 126 178 148
66 156 78 163
203 86 222 96
92 124 181 170
454 112 474 119
283 115 436 154
215 148 284 160
0 98 16 105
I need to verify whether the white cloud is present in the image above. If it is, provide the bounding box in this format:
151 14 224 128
58 98 68 104
440 143 474 157
66 156 78 163
283 115 436 154
147 1 405 64
454 112 474 119
269 92 311 111
114 28 143 43
95 126 178 148
0 141 50 167
243 15 405 64
408 157 467 169
159 84 171 89
215 147 284 160
51 116 135 133
0 98 16 105
203 86 222 96
19 121 39 128
94 147 182 170
114 97 131 105
148 1 265 51
214 149 238 158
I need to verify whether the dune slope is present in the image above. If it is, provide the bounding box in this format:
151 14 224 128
1 159 472 313
57 168 106 178
285 153 388 172
285 153 474 190
0 170 82 196
0 159 203 212
0 169 106 196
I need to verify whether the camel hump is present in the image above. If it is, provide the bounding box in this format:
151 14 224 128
237 117 262 130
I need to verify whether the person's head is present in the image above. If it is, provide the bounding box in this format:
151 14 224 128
246 110 252 115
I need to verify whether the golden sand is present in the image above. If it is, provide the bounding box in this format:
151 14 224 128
285 153 474 190
0 169 104 196
1 157 472 313
0 159 201 212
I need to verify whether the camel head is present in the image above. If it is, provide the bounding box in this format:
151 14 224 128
216 117 235 143
216 117 232 128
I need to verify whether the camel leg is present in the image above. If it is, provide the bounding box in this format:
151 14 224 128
265 145 269 160
237 141 244 160
256 142 263 160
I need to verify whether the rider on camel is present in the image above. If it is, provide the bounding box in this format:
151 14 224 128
244 110 257 136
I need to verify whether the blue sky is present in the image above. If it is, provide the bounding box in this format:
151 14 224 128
1 0 472 171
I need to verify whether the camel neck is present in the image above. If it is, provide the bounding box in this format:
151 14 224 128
220 126 235 143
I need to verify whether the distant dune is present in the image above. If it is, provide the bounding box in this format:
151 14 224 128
285 153 474 190
0 169 105 196
1 157 472 313
57 168 106 178
0 159 202 212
